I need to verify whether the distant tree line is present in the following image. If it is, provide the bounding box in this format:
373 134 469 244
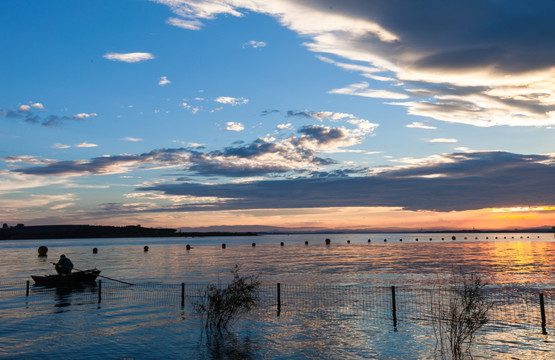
0 224 257 240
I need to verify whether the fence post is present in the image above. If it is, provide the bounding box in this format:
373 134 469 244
391 286 397 329
181 283 185 307
26 280 29 296
98 280 102 304
277 282 281 316
540 293 547 335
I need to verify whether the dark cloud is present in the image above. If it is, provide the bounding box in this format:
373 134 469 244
298 125 346 145
1 107 82 127
287 110 314 118
42 115 72 127
138 151 555 212
158 0 555 127
261 109 280 116
309 0 555 73
415 47 507 71
11 149 191 176
186 137 336 177
5 110 23 119
308 169 362 178
7 130 340 177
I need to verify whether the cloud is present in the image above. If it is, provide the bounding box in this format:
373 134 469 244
121 137 143 142
52 143 71 149
73 113 98 119
243 40 266 48
10 149 192 176
41 115 72 127
181 101 200 114
158 76 171 86
166 17 202 30
1 104 97 127
225 122 245 132
0 170 69 193
153 0 555 127
3 155 55 165
75 142 98 148
10 110 377 178
0 194 77 212
277 123 293 130
139 151 555 212
406 122 437 130
427 138 458 143
261 109 280 116
103 52 155 63
214 96 248 106
329 82 409 100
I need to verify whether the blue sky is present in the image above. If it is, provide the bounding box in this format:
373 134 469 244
1 0 554 231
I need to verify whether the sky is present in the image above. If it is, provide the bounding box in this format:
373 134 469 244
1 0 554 231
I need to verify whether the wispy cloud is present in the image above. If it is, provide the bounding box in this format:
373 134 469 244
0 194 77 212
9 149 191 176
427 138 458 143
0 170 69 193
158 76 171 86
406 122 437 130
52 143 71 149
121 137 143 142
214 96 248 106
103 52 155 63
243 40 266 48
166 17 202 30
75 142 98 148
329 82 409 100
3 155 55 165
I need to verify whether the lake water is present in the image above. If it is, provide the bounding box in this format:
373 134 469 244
1 233 554 359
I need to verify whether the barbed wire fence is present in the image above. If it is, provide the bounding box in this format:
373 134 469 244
0 281 552 335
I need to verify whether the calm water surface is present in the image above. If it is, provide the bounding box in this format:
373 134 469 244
1 233 554 359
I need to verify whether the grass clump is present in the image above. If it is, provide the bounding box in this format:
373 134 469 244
432 273 491 359
195 265 261 330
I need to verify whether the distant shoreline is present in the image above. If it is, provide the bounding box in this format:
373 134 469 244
0 224 257 241
1 224 552 241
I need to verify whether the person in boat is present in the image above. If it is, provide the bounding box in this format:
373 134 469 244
54 254 74 275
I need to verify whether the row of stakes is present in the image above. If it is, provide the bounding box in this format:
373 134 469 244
37 235 543 255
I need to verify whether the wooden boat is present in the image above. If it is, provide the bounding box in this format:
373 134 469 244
31 269 101 288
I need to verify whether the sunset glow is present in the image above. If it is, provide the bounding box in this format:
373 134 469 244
1 1 554 231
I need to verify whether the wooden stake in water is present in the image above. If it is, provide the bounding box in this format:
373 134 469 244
540 293 547 335
181 283 185 307
391 286 397 329
277 282 281 316
98 280 102 304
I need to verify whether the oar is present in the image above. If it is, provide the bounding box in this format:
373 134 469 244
74 267 134 286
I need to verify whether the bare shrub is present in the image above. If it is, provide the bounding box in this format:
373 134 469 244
194 265 261 330
432 273 491 359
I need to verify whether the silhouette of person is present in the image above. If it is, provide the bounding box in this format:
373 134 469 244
55 254 74 275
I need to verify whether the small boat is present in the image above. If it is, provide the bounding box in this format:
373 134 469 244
31 269 101 288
